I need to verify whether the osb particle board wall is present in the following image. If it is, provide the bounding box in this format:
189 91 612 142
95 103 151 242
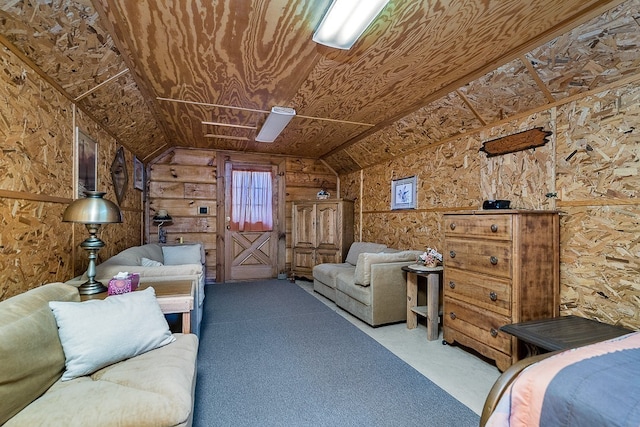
343 83 639 329
0 46 142 300
148 149 336 282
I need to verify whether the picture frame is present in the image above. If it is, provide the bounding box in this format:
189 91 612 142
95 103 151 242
391 176 417 210
110 147 128 205
133 156 144 191
75 127 98 198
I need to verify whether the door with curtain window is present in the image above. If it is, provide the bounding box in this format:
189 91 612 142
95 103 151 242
224 163 278 280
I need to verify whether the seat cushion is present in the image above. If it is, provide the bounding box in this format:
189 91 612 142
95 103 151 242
312 263 355 289
336 272 371 306
344 242 387 265
5 334 198 427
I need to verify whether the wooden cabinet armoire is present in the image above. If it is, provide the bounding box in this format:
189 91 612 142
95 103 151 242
291 199 354 279
442 210 559 371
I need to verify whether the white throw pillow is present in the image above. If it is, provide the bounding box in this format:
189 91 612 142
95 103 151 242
162 244 202 265
49 287 175 381
141 257 163 267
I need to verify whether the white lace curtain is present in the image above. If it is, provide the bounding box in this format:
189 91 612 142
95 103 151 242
231 170 273 231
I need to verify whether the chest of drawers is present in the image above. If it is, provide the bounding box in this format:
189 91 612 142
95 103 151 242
443 210 559 371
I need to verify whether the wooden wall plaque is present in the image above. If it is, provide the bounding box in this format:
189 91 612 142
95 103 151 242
480 127 552 157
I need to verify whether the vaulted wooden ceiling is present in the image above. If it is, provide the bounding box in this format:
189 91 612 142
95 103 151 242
2 0 637 173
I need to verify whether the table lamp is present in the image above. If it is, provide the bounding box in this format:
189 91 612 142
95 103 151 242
63 191 123 295
153 209 172 243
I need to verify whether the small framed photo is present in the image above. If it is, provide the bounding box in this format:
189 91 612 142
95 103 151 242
75 127 97 198
133 156 144 191
391 176 417 210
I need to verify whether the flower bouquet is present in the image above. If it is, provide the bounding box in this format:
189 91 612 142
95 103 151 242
416 247 443 268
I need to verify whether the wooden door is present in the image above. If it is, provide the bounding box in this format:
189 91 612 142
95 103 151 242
224 162 278 281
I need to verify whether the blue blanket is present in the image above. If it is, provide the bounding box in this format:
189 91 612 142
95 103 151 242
486 332 640 427
541 348 640 426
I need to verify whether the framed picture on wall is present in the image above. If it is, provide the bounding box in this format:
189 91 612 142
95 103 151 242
110 147 128 205
133 156 144 191
391 176 417 210
75 127 97 198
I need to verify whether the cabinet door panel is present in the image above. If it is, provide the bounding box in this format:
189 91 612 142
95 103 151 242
292 204 315 247
316 203 339 249
316 249 341 265
292 248 314 272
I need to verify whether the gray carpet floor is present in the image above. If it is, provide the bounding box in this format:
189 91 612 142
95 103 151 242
194 280 479 426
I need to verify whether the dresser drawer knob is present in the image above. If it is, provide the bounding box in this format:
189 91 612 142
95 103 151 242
490 256 498 265
449 281 456 289
490 328 498 338
450 223 456 230
491 224 498 232
449 312 456 320
449 250 456 258
489 291 498 301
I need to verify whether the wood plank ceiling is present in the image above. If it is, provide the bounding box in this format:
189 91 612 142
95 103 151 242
2 0 636 173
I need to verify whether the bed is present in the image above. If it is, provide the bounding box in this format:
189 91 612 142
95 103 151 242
480 331 640 426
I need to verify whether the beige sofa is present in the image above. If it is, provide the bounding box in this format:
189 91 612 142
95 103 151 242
71 243 205 336
313 242 421 326
0 282 198 427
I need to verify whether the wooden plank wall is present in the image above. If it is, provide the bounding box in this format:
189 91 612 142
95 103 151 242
148 149 217 281
0 46 143 300
342 82 640 329
148 149 336 282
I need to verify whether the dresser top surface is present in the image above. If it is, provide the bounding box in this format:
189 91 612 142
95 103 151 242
444 209 559 215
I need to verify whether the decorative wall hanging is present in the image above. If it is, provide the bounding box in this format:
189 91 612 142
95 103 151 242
133 156 144 191
391 176 417 210
75 127 97 198
480 127 552 157
110 147 128 205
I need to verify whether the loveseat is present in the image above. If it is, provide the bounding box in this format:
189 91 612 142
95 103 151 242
0 282 198 427
69 243 205 336
313 242 421 326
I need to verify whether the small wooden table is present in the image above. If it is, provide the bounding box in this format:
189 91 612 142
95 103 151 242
81 280 195 334
402 265 443 341
501 315 632 354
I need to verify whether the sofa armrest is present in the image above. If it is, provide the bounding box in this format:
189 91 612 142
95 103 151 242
354 251 421 285
369 261 413 293
368 261 414 323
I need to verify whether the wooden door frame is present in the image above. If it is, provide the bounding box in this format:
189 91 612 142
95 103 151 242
216 151 286 283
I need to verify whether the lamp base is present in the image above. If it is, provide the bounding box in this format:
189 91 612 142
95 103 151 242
77 280 108 295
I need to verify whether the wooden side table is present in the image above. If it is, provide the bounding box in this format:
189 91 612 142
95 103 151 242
402 265 443 341
81 280 195 334
501 315 632 355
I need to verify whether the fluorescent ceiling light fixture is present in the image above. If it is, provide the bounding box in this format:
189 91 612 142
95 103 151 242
255 106 296 142
313 0 389 50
